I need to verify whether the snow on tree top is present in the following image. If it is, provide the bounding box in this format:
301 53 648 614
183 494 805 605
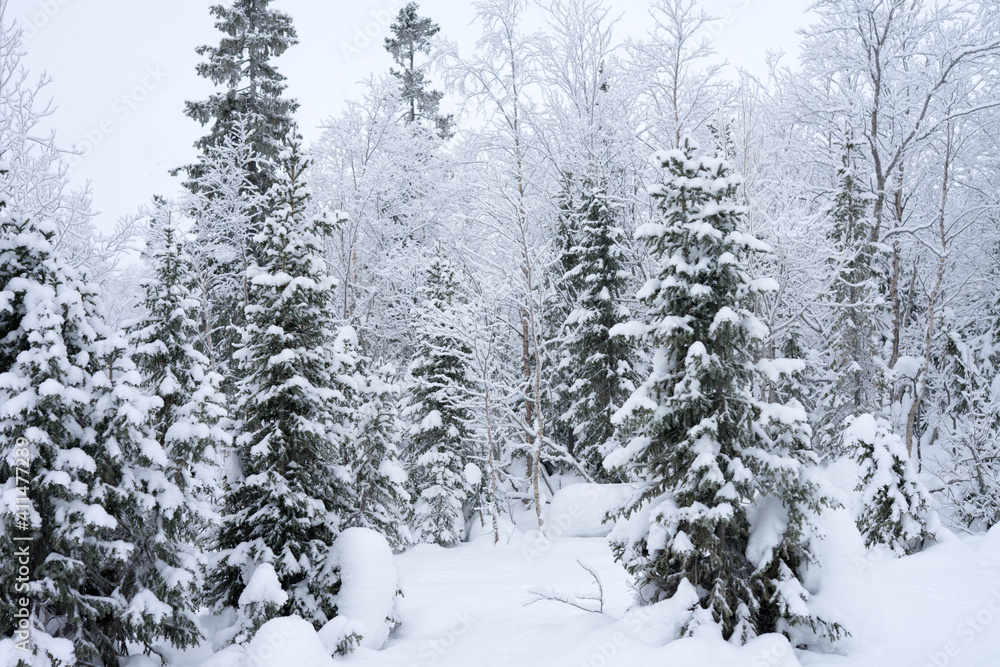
238 563 289 607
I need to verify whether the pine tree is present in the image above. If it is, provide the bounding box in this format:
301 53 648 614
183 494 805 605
129 199 229 551
404 249 477 547
0 171 197 664
845 413 937 555
384 2 454 138
558 177 637 481
182 0 299 198
205 136 351 643
818 135 880 452
607 137 838 643
338 329 413 550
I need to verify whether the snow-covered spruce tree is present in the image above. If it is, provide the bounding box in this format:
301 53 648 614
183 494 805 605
540 175 582 467
181 0 299 199
0 172 197 664
607 137 839 643
817 135 880 452
91 333 204 658
845 414 936 555
558 177 637 481
404 249 477 547
129 198 229 548
385 1 454 138
337 328 413 550
205 136 352 644
770 329 820 413
179 0 299 381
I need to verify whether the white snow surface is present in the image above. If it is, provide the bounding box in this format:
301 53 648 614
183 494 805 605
172 481 1000 667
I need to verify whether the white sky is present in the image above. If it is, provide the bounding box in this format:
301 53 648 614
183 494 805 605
5 0 812 232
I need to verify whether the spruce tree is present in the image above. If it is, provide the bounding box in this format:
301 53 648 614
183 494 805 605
182 0 299 198
607 137 838 643
404 249 476 547
205 136 351 643
540 174 580 466
558 177 637 481
338 329 413 550
180 0 299 381
818 135 879 451
0 172 197 664
385 2 454 138
129 199 229 549
845 413 937 555
91 334 204 658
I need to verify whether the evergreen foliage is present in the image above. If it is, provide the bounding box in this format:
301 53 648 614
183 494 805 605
557 177 637 481
405 249 477 546
845 413 937 555
607 137 839 643
182 0 299 198
205 136 351 643
384 2 454 138
0 170 199 665
818 135 880 452
338 329 413 550
129 198 229 542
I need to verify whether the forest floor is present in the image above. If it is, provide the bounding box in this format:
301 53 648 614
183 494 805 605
173 480 1000 667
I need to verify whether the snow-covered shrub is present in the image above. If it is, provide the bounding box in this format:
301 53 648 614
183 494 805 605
330 527 401 650
846 414 937 555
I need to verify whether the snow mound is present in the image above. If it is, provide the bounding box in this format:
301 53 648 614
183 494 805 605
545 483 636 538
332 527 400 650
617 579 700 646
979 522 1000 557
464 462 483 487
198 617 335 667
245 616 334 667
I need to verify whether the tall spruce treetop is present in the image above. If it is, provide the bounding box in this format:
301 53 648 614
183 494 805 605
206 135 352 643
607 136 839 644
183 0 299 196
384 2 454 138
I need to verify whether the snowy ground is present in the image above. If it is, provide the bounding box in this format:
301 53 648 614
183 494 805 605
172 497 1000 667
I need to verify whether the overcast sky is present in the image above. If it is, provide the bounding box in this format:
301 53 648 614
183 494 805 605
6 0 813 232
